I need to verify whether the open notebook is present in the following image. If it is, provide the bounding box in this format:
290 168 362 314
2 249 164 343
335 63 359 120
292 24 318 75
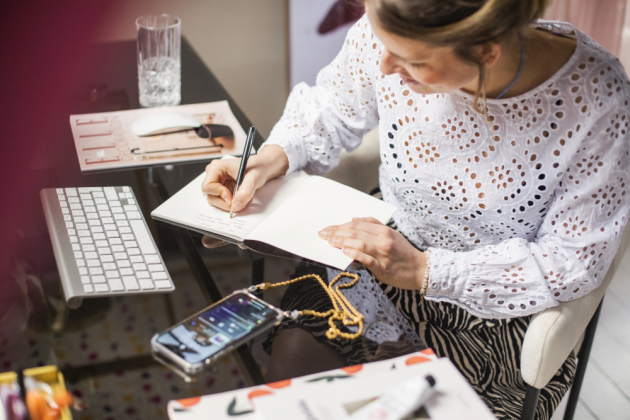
151 172 396 269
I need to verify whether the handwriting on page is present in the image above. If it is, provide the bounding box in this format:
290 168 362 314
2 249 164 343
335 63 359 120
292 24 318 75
194 213 252 237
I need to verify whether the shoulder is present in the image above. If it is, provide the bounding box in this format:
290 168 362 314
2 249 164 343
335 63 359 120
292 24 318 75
539 20 630 113
344 14 382 54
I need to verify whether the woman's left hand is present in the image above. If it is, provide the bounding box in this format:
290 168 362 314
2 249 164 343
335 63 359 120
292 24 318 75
318 217 428 290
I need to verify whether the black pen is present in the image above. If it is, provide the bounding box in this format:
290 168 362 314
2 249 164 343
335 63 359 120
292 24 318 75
230 126 256 219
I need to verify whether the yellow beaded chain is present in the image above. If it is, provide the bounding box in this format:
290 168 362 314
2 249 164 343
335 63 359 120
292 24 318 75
251 272 364 341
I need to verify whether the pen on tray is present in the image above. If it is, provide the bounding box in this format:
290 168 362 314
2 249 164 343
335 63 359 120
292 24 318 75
230 126 256 219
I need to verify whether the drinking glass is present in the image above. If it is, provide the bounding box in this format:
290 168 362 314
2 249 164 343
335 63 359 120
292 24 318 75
136 14 181 108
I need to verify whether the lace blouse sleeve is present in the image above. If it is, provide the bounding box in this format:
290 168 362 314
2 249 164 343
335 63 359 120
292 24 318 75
260 16 379 175
426 99 630 319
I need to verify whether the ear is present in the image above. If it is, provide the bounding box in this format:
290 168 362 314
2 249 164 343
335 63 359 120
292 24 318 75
474 41 502 69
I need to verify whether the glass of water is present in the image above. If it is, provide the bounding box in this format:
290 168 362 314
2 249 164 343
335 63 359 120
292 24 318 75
136 14 181 108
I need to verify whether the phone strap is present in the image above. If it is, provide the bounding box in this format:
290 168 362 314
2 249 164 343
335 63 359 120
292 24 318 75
247 272 363 340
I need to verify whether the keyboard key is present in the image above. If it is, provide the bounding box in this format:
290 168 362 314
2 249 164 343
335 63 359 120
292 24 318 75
65 221 74 229
136 271 150 279
74 251 83 259
139 279 154 290
99 211 112 218
85 251 98 259
121 233 134 241
79 193 91 200
72 243 81 251
81 275 91 284
68 197 80 203
125 193 133 199
109 238 122 245
89 267 103 275
70 203 82 210
88 219 101 226
102 217 114 224
82 244 96 252
97 204 109 211
151 272 168 280
117 260 131 268
124 205 139 212
111 207 123 214
120 227 132 234
127 211 141 220
79 267 88 275
67 229 76 236
104 187 118 201
87 213 99 220
127 199 136 205
122 276 140 291
76 259 85 267
127 248 140 256
91 226 104 233
106 231 120 238
72 210 84 217
109 200 121 207
98 247 112 255
109 279 124 292
84 206 97 213
120 268 134 276
62 208 70 214
124 240 138 248
130 256 143 263
105 270 120 279
114 214 126 220
133 263 147 271
148 264 164 272
79 187 102 193
103 224 116 231
63 215 72 222
79 237 93 244
65 188 77 196
92 275 106 283
59 200 68 208
123 186 131 192
76 223 88 230
114 252 128 260
78 230 91 237
83 199 95 206
155 280 172 289
103 263 117 270
87 260 100 267
95 284 109 293
118 192 126 200
92 191 105 198
111 245 124 253
93 233 106 240
83 284 94 293
100 255 114 262
117 220 129 227
95 198 107 205
130 220 157 255
144 254 161 264
95 240 108 247
74 216 86 223
69 236 78 243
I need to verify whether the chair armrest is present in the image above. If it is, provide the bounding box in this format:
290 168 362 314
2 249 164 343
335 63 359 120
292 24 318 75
521 225 629 388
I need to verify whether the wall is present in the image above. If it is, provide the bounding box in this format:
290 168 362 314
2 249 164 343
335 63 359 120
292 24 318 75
94 0 289 138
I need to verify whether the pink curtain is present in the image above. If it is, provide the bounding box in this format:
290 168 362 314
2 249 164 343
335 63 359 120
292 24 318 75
544 0 627 56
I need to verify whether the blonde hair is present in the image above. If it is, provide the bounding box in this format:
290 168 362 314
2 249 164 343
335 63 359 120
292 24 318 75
363 0 551 112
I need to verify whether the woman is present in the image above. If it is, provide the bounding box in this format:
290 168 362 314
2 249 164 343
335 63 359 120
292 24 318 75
202 0 630 418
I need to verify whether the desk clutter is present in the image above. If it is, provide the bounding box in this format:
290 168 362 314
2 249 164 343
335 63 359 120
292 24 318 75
68 101 248 172
40 186 174 308
167 350 496 420
0 366 73 420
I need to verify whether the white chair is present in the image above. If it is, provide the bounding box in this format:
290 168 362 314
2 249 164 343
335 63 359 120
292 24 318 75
327 128 630 420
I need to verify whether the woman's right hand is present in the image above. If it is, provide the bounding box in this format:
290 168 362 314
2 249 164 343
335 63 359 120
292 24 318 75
201 145 289 212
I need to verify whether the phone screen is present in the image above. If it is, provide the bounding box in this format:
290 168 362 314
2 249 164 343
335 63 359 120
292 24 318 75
155 293 278 365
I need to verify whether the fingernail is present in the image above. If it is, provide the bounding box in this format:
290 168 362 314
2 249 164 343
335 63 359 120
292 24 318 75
318 229 329 238
224 196 231 205
342 248 352 255
328 237 338 245
232 199 243 210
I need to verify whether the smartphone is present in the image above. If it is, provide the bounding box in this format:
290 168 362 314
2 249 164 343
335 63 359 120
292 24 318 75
151 291 283 374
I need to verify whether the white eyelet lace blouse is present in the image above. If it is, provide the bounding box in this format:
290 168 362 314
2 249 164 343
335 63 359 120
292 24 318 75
261 16 630 319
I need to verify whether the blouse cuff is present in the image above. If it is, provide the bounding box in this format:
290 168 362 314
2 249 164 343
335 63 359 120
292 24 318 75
259 134 306 176
424 246 463 300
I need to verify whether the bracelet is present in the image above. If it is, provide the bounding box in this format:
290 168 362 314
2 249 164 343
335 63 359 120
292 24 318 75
419 250 431 304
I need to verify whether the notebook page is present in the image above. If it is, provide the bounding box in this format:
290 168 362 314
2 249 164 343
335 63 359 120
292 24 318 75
151 171 309 241
246 176 397 269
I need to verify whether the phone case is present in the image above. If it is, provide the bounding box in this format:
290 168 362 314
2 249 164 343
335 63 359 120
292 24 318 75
151 291 284 375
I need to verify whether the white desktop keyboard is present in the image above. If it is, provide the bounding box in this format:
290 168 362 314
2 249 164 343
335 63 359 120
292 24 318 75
41 186 174 308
